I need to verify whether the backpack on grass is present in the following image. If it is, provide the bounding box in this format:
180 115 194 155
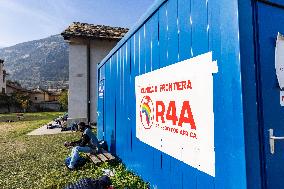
64 175 112 189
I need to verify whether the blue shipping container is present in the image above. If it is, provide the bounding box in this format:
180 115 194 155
97 0 284 188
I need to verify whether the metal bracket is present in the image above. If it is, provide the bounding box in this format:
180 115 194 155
269 129 284 154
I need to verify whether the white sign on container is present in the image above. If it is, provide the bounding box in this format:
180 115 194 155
275 32 284 89
135 52 218 177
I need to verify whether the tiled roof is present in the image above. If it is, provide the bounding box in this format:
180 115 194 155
31 87 49 94
61 22 129 40
6 81 28 92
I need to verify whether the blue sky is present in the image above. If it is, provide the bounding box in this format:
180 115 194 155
0 0 155 47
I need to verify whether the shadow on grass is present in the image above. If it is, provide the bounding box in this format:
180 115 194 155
0 112 149 189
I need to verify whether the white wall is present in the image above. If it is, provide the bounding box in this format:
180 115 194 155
67 38 118 125
68 43 88 123
90 39 118 124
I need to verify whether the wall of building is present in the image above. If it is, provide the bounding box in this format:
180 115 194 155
30 92 48 103
0 63 6 93
67 38 119 125
68 43 88 123
6 86 16 95
48 94 59 102
90 39 118 124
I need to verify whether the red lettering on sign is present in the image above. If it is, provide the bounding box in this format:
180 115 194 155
187 80 192 89
181 81 186 90
180 130 189 136
166 101 178 125
156 101 165 123
160 84 165 92
190 132 197 139
168 83 172 91
178 101 196 130
176 82 182 90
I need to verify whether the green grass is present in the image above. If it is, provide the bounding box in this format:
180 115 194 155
0 112 149 189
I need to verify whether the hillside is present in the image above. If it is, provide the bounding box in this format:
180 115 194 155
0 35 69 89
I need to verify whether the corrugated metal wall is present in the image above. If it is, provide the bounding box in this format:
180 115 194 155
97 0 247 188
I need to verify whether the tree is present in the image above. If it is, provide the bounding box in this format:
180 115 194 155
0 92 30 112
13 93 31 112
58 90 68 111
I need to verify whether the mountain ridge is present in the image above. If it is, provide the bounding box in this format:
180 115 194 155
0 35 69 90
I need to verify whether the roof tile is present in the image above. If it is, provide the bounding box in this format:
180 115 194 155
61 22 129 40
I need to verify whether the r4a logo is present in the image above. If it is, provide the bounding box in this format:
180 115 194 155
155 101 196 130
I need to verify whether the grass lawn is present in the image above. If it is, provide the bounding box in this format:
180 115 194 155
0 112 149 189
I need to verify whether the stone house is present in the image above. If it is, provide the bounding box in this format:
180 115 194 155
61 22 128 124
6 81 29 95
47 90 61 102
0 59 7 94
29 87 60 103
29 87 61 111
29 88 49 103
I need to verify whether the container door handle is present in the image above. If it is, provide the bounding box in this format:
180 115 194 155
269 129 284 154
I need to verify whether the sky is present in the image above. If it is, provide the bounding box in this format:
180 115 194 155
0 0 155 47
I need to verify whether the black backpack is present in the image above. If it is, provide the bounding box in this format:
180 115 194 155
64 175 112 189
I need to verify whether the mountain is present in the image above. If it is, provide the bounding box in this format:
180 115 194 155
0 35 69 90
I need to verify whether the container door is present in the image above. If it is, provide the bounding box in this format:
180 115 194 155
257 1 284 188
97 79 105 140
